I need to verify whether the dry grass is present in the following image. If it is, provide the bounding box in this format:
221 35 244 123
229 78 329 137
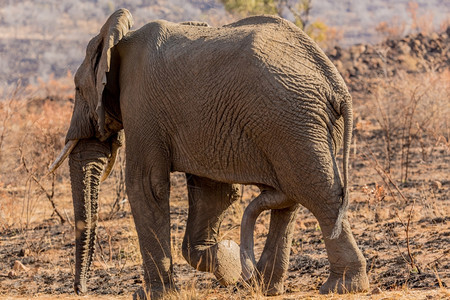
0 288 448 299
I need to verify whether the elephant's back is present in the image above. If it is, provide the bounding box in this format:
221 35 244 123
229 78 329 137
225 16 350 128
233 16 347 96
134 17 344 90
181 15 349 116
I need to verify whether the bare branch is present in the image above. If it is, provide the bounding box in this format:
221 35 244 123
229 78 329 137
18 146 66 224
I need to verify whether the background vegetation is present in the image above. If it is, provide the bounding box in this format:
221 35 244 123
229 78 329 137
0 0 448 94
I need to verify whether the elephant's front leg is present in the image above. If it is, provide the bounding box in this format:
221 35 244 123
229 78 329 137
256 205 300 296
182 174 242 286
126 159 174 299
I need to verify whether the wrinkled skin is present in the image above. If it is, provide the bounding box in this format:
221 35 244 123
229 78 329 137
57 9 369 299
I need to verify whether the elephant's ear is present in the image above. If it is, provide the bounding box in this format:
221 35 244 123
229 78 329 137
94 8 133 136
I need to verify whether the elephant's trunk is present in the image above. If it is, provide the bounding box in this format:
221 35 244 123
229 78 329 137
69 139 110 294
240 191 292 282
240 199 264 281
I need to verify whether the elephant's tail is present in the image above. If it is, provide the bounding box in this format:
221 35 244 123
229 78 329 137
330 97 353 240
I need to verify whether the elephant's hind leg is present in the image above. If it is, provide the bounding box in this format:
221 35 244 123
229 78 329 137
182 174 242 286
256 204 300 296
301 168 369 294
317 217 369 294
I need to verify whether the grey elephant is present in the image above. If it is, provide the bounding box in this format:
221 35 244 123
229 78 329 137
49 8 369 298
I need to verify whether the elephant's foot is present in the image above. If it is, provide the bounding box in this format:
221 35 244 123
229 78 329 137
133 284 178 300
259 272 285 296
261 278 284 296
240 254 255 282
254 264 285 296
213 240 241 286
240 269 284 296
319 267 369 294
133 287 150 300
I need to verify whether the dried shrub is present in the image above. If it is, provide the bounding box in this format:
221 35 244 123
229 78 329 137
360 69 449 181
0 79 73 230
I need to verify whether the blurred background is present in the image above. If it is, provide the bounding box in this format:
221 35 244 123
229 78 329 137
0 0 449 94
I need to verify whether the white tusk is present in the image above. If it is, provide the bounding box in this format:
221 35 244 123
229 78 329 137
100 143 119 182
48 140 79 174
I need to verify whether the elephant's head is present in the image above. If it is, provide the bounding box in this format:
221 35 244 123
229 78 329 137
49 9 133 294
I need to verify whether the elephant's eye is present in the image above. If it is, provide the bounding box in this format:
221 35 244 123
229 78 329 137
75 87 84 99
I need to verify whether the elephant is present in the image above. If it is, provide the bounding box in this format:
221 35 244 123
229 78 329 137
49 8 369 298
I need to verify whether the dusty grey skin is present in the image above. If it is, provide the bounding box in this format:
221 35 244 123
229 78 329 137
50 9 369 298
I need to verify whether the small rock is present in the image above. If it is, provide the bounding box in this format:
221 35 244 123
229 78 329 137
371 287 382 294
328 47 339 58
13 260 29 272
19 248 31 257
431 181 442 189
430 32 439 40
8 270 17 278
